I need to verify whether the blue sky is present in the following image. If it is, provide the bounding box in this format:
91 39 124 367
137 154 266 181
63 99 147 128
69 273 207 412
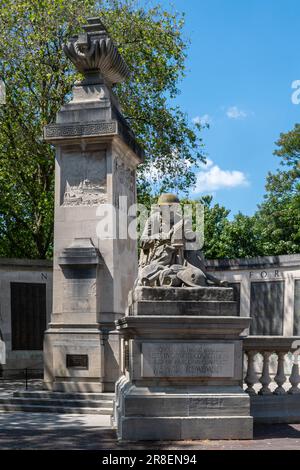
154 0 300 216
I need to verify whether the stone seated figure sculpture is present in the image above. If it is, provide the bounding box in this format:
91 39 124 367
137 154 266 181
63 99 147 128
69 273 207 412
114 193 252 440
135 193 227 289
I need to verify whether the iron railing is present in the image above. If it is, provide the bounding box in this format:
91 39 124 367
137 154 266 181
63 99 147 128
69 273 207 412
0 368 43 390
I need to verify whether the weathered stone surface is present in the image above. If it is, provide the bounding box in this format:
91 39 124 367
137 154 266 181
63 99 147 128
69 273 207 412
116 316 250 339
129 300 238 316
294 280 300 335
114 312 253 440
44 329 104 392
250 280 284 335
131 286 235 302
141 342 235 378
123 391 250 417
43 18 142 393
135 192 226 289
63 18 130 85
206 253 300 270
44 121 117 140
58 238 101 266
117 415 253 441
128 286 238 316
251 394 300 424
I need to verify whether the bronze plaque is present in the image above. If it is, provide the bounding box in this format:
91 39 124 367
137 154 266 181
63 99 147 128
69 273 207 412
66 354 88 369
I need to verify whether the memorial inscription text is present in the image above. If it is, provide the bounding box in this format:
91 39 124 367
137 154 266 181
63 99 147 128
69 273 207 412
142 342 235 378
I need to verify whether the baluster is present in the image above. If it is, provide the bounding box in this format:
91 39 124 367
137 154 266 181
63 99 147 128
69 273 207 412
259 351 272 395
274 351 287 395
289 352 300 394
245 350 258 395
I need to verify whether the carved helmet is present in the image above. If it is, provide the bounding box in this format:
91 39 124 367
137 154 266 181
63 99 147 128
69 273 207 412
157 193 180 205
177 266 207 287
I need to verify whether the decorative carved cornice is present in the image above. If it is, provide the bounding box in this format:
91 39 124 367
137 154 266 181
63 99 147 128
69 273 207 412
63 17 130 85
44 121 117 139
44 119 144 161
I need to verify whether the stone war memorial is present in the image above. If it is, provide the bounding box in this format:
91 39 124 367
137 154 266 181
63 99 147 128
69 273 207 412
41 17 253 441
0 15 296 447
114 193 252 440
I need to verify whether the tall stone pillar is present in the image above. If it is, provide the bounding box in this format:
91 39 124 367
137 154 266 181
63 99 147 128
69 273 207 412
43 18 143 392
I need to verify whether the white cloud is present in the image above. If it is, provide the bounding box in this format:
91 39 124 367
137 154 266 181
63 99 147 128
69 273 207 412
198 158 214 169
226 106 247 119
192 114 212 126
193 160 249 193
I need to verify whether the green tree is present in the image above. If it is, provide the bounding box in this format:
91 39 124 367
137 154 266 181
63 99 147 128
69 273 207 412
220 212 261 259
200 195 231 259
254 124 300 255
203 125 300 259
0 0 204 258
180 195 231 259
201 199 260 259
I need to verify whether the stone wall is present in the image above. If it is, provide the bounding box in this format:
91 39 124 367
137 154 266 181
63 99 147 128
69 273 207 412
0 258 53 376
0 253 299 375
207 254 300 336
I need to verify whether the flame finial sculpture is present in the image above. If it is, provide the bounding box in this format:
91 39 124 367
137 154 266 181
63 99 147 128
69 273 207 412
63 17 130 85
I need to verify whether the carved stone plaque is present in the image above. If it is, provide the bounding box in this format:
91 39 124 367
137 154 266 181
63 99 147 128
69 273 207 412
66 354 88 369
142 342 234 378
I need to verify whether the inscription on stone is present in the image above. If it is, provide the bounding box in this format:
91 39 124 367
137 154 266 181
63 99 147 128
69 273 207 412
66 354 88 369
142 342 234 378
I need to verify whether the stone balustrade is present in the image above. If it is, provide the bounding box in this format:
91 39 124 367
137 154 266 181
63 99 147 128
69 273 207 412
244 336 300 395
243 336 300 423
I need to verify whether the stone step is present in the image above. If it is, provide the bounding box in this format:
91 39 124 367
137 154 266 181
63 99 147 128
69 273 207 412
0 397 113 408
0 391 114 414
0 403 112 414
13 391 114 401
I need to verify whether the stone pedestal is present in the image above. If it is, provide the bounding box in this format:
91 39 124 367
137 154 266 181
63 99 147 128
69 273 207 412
114 287 253 440
43 19 143 392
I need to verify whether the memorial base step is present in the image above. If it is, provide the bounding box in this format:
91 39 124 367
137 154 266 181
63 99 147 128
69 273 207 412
0 391 114 414
117 416 253 441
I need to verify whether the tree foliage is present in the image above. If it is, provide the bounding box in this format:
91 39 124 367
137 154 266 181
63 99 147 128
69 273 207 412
1 0 299 261
253 124 300 255
0 0 203 258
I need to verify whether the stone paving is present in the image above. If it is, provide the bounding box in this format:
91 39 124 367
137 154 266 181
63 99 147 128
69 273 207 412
0 412 299 450
0 380 299 450
0 379 43 398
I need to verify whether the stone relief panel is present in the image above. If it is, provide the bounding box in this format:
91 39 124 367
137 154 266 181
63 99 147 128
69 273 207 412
61 149 107 206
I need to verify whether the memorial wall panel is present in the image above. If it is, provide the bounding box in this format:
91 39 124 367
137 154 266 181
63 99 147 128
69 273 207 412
250 281 284 335
294 280 300 335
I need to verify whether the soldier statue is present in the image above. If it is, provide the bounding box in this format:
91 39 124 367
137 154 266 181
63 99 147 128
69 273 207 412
136 193 227 288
